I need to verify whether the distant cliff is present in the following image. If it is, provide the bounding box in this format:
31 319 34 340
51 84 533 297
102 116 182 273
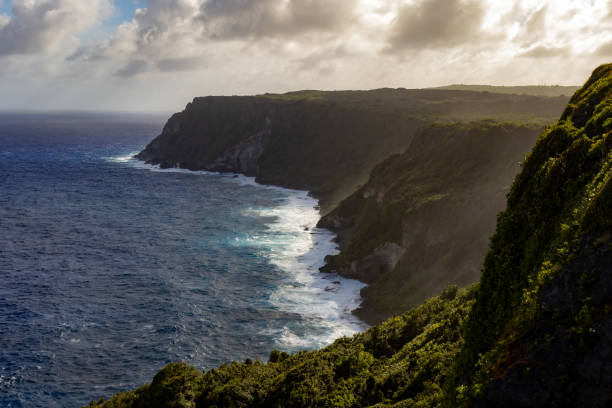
136 88 568 212
319 121 542 323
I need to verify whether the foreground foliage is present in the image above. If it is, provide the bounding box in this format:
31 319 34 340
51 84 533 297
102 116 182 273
87 286 474 408
447 63 612 406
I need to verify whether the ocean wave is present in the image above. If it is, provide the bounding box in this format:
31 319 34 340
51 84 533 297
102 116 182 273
107 152 368 350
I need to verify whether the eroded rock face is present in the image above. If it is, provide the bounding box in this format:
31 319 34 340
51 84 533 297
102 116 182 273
332 242 406 282
207 118 271 176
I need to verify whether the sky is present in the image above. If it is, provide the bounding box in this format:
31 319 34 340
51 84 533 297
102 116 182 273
0 0 611 112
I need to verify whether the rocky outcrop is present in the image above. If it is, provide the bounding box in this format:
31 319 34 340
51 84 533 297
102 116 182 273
322 242 405 282
207 117 271 176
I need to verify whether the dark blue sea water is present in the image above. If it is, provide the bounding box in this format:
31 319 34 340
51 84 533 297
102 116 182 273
0 113 366 408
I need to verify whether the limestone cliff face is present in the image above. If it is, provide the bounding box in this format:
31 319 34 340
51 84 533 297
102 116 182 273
323 242 406 282
207 117 271 176
136 94 429 211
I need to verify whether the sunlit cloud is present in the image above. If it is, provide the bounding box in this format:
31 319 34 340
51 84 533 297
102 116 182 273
0 0 611 111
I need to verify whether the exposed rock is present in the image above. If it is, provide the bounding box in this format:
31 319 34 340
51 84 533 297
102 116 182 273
206 117 271 176
330 242 406 283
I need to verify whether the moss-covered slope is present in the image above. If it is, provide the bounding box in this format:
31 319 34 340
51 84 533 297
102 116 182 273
446 63 612 406
319 121 541 323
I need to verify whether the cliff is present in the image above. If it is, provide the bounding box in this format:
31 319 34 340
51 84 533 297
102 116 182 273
319 121 542 323
445 62 612 407
87 65 612 407
135 88 568 212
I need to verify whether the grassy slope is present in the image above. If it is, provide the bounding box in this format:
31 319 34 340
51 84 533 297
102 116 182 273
433 85 579 98
87 65 612 407
319 121 541 323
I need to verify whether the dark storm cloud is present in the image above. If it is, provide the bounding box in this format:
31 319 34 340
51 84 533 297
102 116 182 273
386 0 486 52
519 45 569 59
199 0 356 40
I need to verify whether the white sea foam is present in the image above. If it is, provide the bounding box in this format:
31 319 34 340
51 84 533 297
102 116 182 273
242 190 368 350
108 152 369 350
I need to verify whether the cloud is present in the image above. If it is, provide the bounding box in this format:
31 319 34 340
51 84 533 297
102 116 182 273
525 5 548 35
72 1 203 59
0 0 111 56
296 45 349 72
156 56 207 72
70 0 208 76
518 45 569 59
114 55 207 77
386 0 486 52
72 0 356 77
595 41 612 56
1 0 609 111
199 0 356 40
115 59 151 77
513 5 548 47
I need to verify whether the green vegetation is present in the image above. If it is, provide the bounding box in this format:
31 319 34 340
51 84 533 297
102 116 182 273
319 121 541 323
256 88 570 123
112 66 612 407
87 286 475 408
433 84 579 98
444 62 612 406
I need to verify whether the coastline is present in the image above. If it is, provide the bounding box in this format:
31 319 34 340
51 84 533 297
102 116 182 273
116 153 370 347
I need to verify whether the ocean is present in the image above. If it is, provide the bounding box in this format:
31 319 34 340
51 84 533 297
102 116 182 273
0 113 367 407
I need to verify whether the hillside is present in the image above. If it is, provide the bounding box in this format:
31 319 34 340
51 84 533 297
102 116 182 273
136 88 567 212
445 63 612 406
319 121 541 323
87 64 612 408
433 85 579 97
